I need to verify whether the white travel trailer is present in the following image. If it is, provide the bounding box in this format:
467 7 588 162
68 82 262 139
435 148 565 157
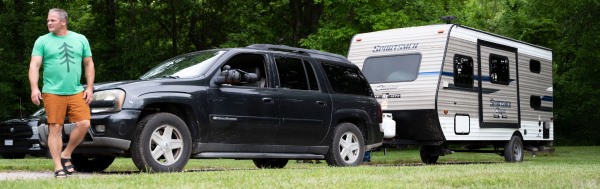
347 24 553 163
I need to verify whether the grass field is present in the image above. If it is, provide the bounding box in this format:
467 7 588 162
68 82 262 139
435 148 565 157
1 146 599 188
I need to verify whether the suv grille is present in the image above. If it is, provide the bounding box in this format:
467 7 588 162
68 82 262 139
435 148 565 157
0 123 33 137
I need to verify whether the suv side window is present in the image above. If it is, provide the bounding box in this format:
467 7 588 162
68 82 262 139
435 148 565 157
221 53 268 88
274 56 319 91
321 62 372 96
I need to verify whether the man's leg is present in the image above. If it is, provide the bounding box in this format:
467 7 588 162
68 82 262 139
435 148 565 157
48 123 64 171
60 120 90 172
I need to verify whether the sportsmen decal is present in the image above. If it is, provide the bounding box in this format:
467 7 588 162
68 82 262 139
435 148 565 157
373 43 419 52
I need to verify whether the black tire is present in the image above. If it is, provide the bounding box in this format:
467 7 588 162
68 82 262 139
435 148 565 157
131 113 192 172
71 154 116 172
504 135 523 162
1 153 26 159
325 122 365 166
253 159 288 169
419 146 439 164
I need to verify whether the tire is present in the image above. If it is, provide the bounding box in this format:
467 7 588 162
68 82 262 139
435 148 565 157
131 113 192 172
504 135 523 162
71 154 116 172
419 146 439 164
253 159 288 169
325 122 365 166
1 153 26 159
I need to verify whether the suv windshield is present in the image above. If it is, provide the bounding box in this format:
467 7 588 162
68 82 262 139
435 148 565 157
140 50 226 80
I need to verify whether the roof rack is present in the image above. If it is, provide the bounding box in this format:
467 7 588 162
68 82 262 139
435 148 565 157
246 44 348 61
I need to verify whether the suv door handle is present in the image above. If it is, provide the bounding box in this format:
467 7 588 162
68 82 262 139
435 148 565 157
316 101 327 107
262 97 275 104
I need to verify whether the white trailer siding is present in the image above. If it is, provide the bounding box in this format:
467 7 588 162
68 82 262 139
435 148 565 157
517 52 554 141
348 24 451 111
440 26 553 142
348 24 553 145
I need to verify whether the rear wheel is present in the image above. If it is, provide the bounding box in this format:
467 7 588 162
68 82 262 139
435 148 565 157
504 135 523 162
71 154 116 172
325 122 365 166
419 146 439 164
253 159 288 169
131 113 192 172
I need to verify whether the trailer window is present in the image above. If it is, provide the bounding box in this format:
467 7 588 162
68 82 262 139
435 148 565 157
530 95 541 109
530 59 541 74
453 54 474 87
489 54 510 85
362 54 421 83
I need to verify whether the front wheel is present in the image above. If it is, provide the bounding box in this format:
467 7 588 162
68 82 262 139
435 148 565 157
325 122 365 166
504 135 523 162
131 113 192 172
71 154 116 172
253 159 288 169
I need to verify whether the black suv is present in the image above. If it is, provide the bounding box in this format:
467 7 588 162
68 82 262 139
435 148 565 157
38 44 383 172
0 108 47 158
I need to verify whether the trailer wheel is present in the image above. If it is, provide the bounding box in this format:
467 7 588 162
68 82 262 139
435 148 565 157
504 135 523 162
419 146 439 164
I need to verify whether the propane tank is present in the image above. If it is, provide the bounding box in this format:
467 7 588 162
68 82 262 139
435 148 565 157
382 113 396 138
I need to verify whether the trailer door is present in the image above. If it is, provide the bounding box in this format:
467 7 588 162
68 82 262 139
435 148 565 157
477 40 520 128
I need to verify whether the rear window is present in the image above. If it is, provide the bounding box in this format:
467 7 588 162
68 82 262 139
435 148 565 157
361 54 422 83
321 62 372 96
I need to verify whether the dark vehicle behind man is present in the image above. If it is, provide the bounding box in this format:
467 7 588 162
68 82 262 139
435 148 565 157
0 108 47 158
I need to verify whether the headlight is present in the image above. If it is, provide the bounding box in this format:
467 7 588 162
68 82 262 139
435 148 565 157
32 127 39 135
90 89 125 113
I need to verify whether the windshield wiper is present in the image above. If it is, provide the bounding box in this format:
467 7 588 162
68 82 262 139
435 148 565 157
162 75 180 79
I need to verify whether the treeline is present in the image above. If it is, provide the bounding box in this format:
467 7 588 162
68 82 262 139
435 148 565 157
0 0 598 145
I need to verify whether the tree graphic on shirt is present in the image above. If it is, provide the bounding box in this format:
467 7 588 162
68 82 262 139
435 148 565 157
59 42 75 72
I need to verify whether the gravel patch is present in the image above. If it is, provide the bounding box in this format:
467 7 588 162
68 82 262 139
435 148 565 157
0 171 94 180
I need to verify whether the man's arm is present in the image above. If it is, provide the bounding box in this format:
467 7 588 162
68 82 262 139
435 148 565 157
82 57 95 104
28 56 43 106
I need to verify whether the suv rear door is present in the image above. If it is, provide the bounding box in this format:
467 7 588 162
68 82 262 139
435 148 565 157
271 54 332 146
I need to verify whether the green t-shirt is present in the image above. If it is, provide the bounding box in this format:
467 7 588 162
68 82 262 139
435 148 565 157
31 31 92 95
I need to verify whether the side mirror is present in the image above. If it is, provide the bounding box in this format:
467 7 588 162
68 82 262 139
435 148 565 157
214 65 258 85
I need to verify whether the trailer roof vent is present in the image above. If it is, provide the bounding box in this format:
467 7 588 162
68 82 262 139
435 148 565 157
441 16 457 24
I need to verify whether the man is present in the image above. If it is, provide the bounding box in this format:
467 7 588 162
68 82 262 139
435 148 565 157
28 8 95 178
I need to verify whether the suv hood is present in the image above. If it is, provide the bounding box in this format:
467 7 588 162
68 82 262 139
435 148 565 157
93 80 140 91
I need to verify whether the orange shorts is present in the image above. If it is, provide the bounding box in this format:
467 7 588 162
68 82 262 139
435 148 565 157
42 92 91 124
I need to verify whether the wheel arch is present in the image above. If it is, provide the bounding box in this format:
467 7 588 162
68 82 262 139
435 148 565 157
332 109 371 144
134 92 201 144
137 102 200 144
512 130 523 140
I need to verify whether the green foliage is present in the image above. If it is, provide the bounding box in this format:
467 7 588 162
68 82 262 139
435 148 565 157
301 0 465 55
524 0 600 145
0 0 598 145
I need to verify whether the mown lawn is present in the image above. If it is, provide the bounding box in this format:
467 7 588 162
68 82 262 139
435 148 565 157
1 146 599 188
